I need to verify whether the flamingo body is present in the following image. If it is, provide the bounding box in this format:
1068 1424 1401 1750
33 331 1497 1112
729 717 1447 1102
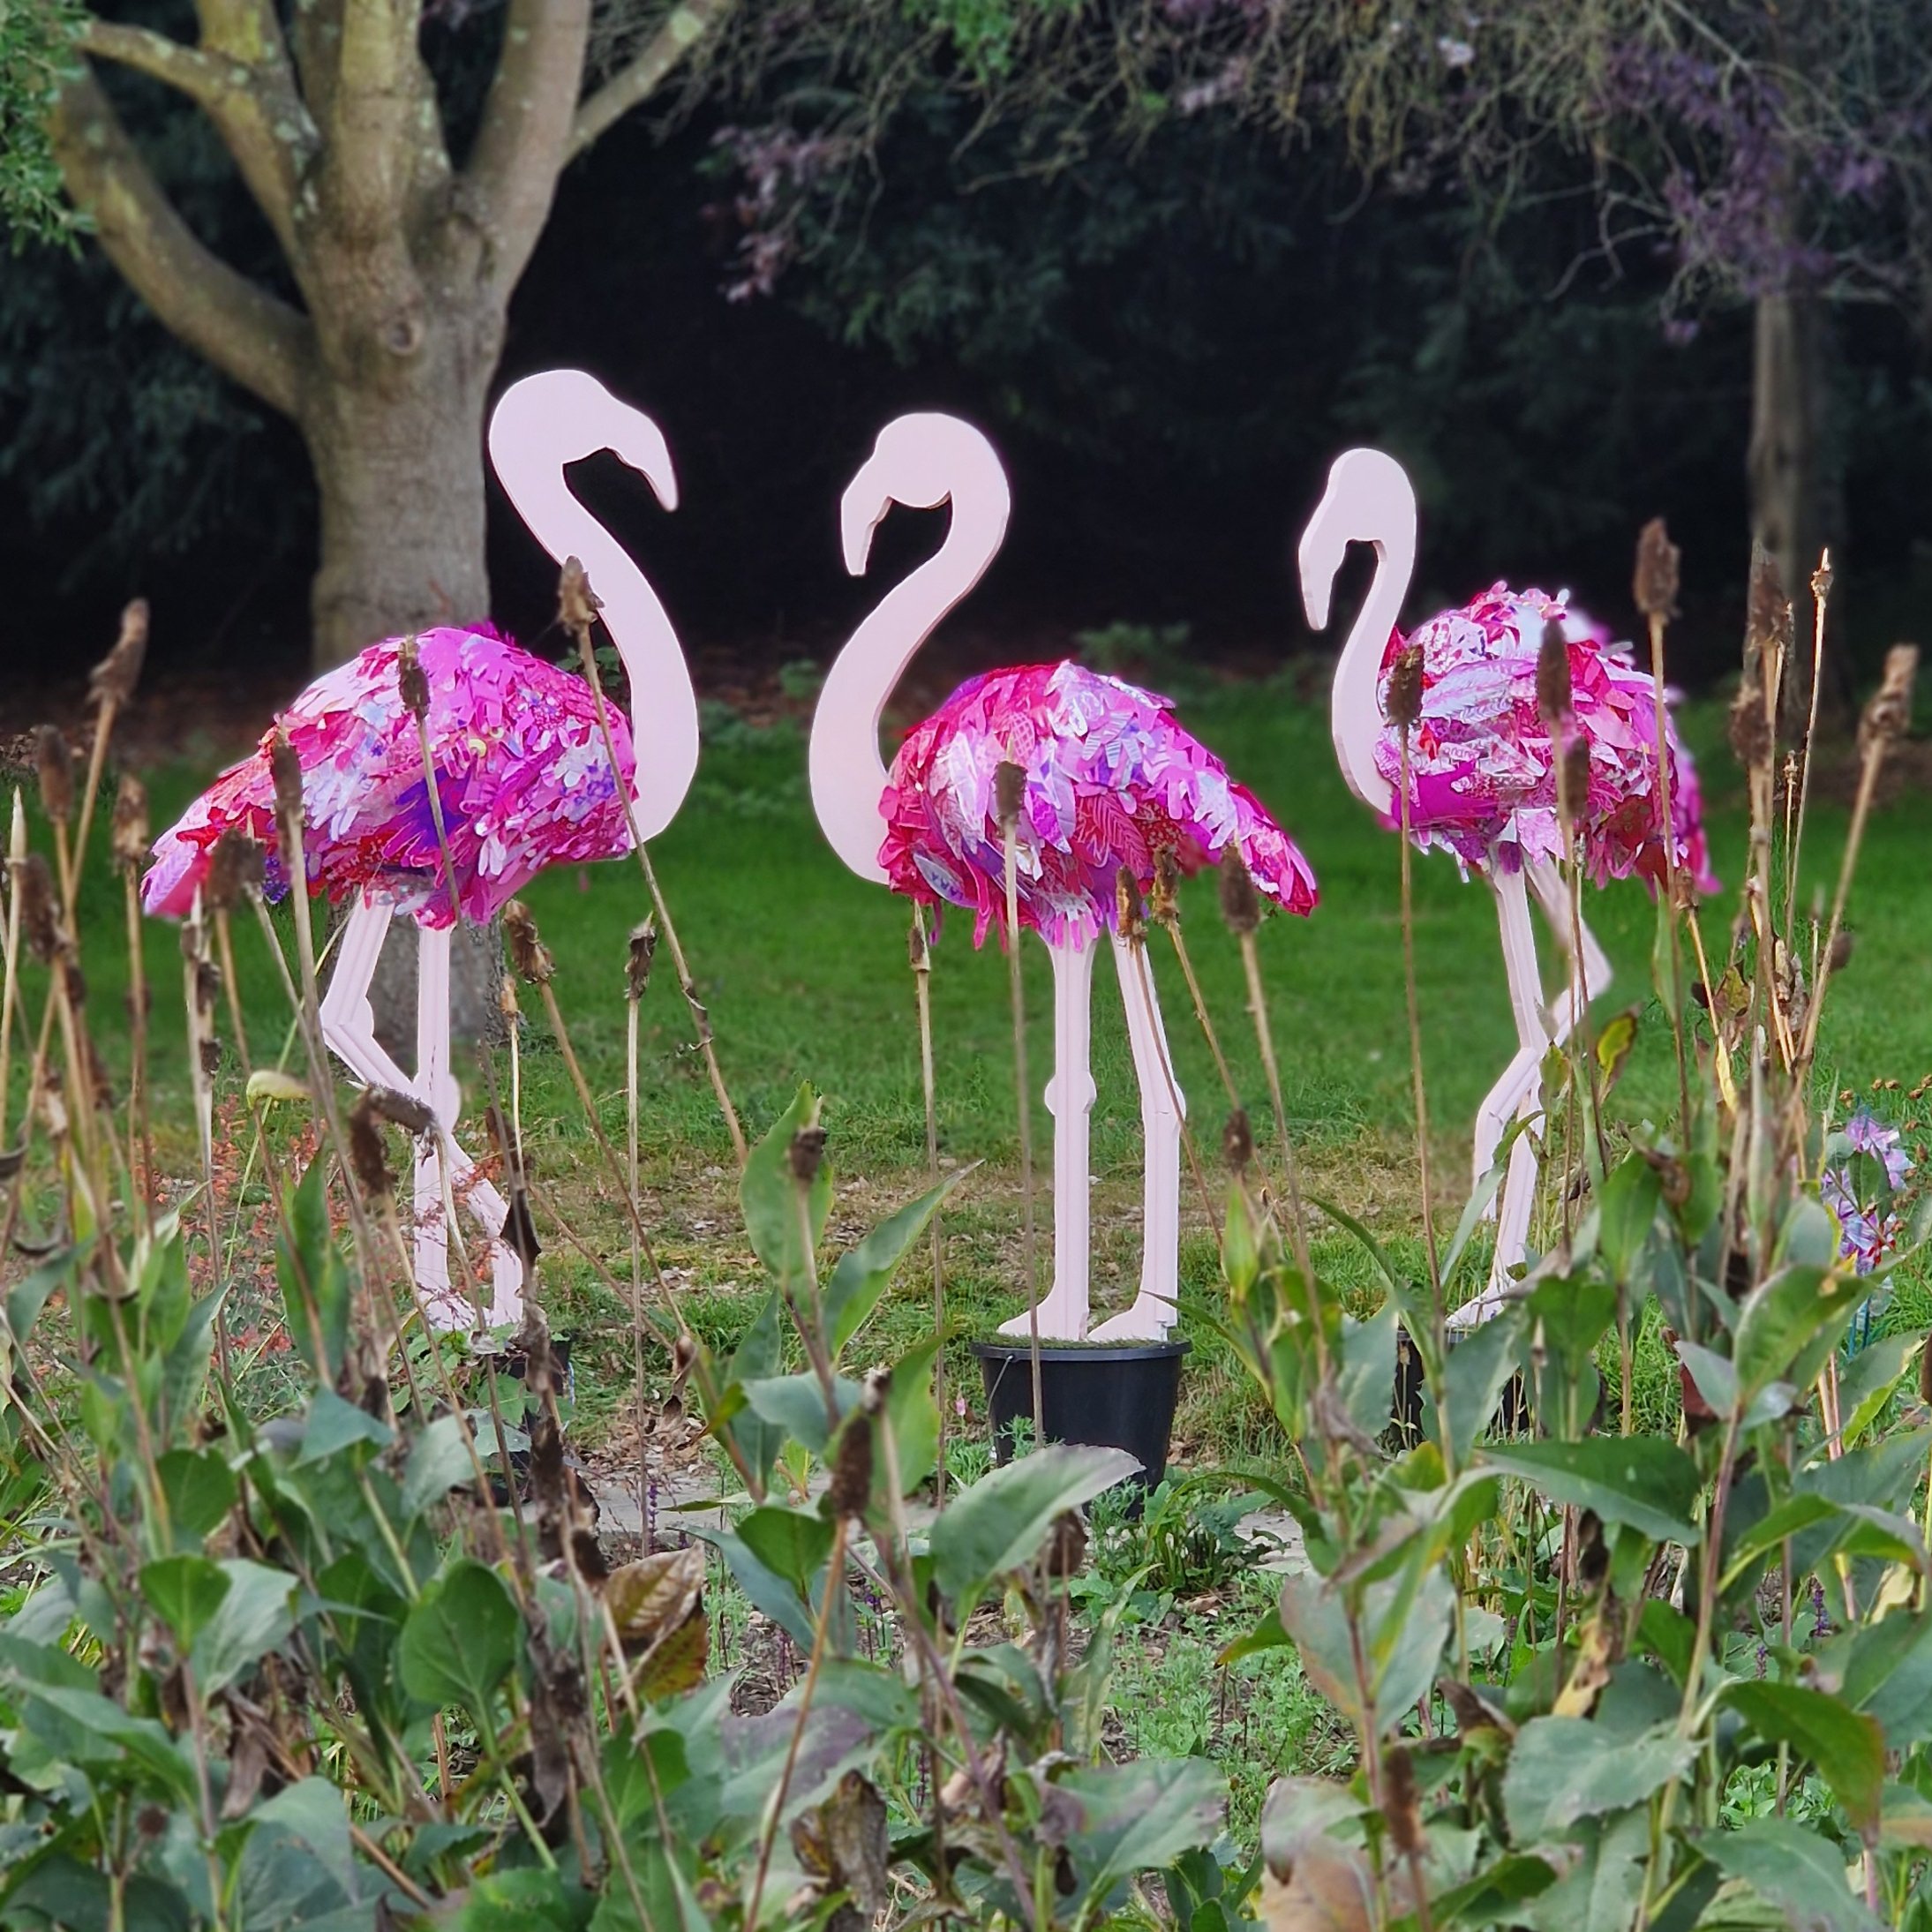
1371 584 1718 896
144 624 638 928
880 659 1319 949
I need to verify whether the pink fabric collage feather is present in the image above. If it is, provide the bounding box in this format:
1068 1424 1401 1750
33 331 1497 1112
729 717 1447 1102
876 660 1320 949
142 626 638 928
1371 583 1719 895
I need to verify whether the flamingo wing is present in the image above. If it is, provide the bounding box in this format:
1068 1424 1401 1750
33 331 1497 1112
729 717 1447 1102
143 627 638 926
880 660 1318 947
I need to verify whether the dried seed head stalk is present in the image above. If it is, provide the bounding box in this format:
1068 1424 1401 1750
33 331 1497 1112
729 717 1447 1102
1218 853 1261 936
1222 1107 1254 1173
1384 641 1425 731
626 918 658 1003
35 727 72 826
1559 738 1592 823
1858 644 1918 756
502 898 556 985
559 556 603 636
1149 846 1181 926
1811 550 1834 608
1728 676 1774 773
907 910 930 974
1381 1743 1425 1860
829 1402 876 1521
90 599 149 709
1744 544 1793 674
1536 620 1572 728
364 1085 437 1135
1115 865 1146 943
395 636 431 721
994 759 1026 831
204 830 265 913
347 1093 395 1200
1633 518 1680 621
268 730 303 823
788 1124 828 1184
1827 928 1855 974
110 774 149 871
17 854 60 962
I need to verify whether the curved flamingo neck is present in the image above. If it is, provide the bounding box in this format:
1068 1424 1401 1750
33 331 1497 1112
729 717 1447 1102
499 455 697 844
811 465 1010 883
1330 499 1416 823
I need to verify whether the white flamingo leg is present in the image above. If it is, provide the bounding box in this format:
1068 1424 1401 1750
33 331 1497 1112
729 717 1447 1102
1526 857 1613 1050
1090 934 1184 1343
414 925 525 1330
1454 868 1548 1329
318 898 414 1095
1000 936 1095 1342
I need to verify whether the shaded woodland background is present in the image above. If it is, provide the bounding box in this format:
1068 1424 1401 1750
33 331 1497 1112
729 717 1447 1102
4 1 1930 715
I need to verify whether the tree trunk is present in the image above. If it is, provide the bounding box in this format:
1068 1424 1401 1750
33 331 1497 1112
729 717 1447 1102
1747 289 1848 720
303 336 495 671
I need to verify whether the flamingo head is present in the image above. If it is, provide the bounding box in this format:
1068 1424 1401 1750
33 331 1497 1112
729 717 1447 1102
840 413 1004 575
1297 447 1415 630
489 369 679 512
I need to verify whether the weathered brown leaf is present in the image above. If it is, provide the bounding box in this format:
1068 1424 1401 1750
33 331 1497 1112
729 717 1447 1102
605 1545 706 1652
632 1605 709 1701
820 1770 891 1917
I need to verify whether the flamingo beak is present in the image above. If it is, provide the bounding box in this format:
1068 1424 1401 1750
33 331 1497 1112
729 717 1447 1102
1297 511 1340 631
617 417 680 513
840 460 891 575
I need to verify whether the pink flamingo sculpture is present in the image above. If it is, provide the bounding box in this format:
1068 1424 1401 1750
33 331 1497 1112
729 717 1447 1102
1297 449 1716 1322
144 371 697 1328
811 415 1318 1342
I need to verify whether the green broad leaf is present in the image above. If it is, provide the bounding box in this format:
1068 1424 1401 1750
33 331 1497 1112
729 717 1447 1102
192 1560 296 1695
716 1291 786 1484
1836 1331 1918 1448
1052 1758 1225 1913
691 1522 818 1652
1515 1806 1650 1932
743 1371 858 1455
447 1867 597 1929
1595 1006 1641 1086
154 1447 237 1545
235 1775 362 1927
1222 1186 1259 1297
1431 1853 1558 1927
1674 1339 1739 1421
740 1084 832 1294
822 1171 963 1358
1703 1818 1880 1932
1721 1493 1843 1590
1733 1264 1866 1404
1723 1681 1885 1834
1501 1716 1695 1845
297 1388 395 1467
398 1560 520 1721
735 1506 835 1596
1309 1195 1433 1342
1775 1193 1843 1271
1218 1604 1289 1667
402 1414 480 1516
13 1683 199 1806
3 1245 78 1349
277 1156 350 1386
929 1443 1139 1606
870 1333 941 1515
1878 1781 1932 1848
1838 1610 1932 1742
1277 1566 1453 1735
1433 1312 1521 1471
1635 1600 1696 1688
1338 1301 1398 1444
1482 1436 1702 1545
1597 1153 1662 1286
140 1554 230 1652
1441 1167 1506 1287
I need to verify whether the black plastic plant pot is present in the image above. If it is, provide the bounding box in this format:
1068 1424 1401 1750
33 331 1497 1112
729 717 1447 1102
971 1339 1191 1494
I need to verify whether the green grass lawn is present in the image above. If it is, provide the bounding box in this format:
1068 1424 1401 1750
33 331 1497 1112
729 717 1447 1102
26 671 1932 1457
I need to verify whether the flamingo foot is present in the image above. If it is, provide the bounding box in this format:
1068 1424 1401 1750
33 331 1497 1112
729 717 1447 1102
997 1289 1087 1343
1088 1296 1175 1344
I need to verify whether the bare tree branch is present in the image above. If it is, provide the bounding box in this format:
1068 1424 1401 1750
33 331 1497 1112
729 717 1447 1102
83 16 314 263
569 0 737 161
464 0 592 290
77 22 226 107
49 68 313 420
318 0 437 242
